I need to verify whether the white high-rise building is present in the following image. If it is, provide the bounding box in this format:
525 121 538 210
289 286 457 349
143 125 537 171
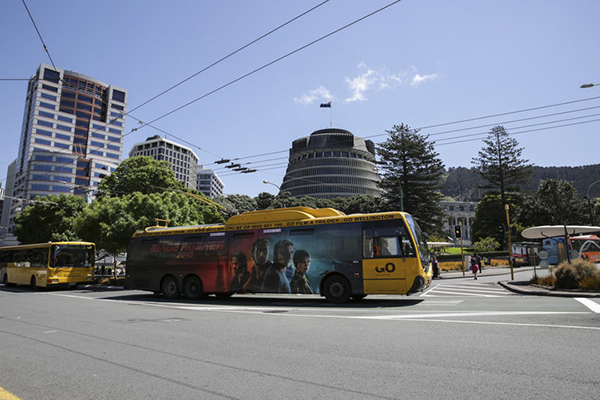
6 63 127 231
197 167 224 198
129 135 199 189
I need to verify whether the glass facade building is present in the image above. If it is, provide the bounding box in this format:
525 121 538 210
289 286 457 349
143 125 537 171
6 63 127 231
280 128 383 198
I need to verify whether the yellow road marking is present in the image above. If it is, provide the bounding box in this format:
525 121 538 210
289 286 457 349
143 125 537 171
0 387 22 400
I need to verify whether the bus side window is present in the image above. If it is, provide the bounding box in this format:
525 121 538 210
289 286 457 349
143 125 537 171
363 230 374 258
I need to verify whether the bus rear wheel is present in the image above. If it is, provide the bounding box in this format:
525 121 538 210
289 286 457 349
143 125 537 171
161 276 180 299
3 274 14 287
323 275 351 304
183 276 204 300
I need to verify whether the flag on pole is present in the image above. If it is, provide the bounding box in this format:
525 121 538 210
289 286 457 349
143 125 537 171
320 101 331 108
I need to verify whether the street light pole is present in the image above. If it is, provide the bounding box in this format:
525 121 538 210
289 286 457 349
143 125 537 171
262 180 285 207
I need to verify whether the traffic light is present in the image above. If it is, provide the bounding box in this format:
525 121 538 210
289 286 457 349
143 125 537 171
454 225 462 237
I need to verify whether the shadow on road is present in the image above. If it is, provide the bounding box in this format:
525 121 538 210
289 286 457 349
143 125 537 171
98 292 425 309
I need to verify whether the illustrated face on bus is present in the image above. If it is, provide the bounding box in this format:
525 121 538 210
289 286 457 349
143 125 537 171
275 243 294 267
295 256 310 274
232 254 246 275
252 240 270 267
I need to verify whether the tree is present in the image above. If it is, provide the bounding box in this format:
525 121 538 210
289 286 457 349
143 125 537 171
472 125 532 206
214 194 257 214
377 124 445 234
473 237 501 253
74 192 224 260
14 195 88 244
471 192 524 245
96 156 184 198
517 179 587 226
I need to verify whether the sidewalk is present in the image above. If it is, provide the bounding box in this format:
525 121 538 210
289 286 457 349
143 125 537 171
437 265 600 298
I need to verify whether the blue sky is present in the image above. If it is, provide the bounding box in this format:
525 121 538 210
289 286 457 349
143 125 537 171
2 0 599 197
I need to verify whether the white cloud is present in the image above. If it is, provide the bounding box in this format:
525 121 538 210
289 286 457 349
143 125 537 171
294 86 333 105
411 73 437 86
344 63 437 103
295 64 437 106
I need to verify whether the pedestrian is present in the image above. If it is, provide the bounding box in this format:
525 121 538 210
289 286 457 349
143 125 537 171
432 256 439 279
471 255 479 280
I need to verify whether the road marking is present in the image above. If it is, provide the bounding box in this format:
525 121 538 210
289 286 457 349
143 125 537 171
0 387 22 400
575 298 600 313
396 318 600 331
355 311 589 320
421 282 516 297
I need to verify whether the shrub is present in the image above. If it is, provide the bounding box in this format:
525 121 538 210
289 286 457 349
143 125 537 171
530 275 555 287
579 275 600 291
554 258 600 289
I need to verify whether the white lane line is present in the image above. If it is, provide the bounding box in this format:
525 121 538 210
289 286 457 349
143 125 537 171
428 291 505 297
400 318 600 331
575 298 600 313
355 311 589 320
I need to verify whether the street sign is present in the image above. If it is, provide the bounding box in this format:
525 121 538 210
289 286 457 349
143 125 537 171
538 250 548 260
539 260 549 269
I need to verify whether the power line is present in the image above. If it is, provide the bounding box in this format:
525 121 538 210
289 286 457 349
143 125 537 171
21 0 58 72
126 0 331 116
136 0 405 128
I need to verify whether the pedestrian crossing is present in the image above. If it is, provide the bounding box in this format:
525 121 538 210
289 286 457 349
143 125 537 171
420 281 518 298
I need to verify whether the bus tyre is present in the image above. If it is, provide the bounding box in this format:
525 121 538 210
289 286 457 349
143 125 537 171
161 276 180 299
323 275 351 304
183 276 204 300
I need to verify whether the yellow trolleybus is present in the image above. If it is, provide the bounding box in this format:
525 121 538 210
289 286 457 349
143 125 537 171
125 207 432 303
0 242 96 288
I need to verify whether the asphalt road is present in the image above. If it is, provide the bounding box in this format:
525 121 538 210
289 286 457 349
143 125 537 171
0 269 598 400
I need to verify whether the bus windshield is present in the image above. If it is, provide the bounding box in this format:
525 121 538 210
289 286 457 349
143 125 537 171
404 214 430 267
51 245 95 268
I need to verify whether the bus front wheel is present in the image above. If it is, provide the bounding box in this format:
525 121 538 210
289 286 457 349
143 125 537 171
323 275 351 304
183 276 204 300
161 276 180 299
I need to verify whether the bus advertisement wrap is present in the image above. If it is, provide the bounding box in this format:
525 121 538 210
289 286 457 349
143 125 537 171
126 208 431 303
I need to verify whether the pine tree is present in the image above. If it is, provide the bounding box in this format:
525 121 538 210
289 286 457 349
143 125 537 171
471 125 532 206
377 124 445 234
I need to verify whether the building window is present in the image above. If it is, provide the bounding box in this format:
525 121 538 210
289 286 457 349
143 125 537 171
40 93 57 101
39 101 56 110
38 110 54 119
112 90 125 102
43 68 60 83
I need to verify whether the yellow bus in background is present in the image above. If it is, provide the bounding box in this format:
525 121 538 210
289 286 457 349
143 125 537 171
0 242 95 288
126 207 432 303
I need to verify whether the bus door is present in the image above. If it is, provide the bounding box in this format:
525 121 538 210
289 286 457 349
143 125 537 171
362 222 417 294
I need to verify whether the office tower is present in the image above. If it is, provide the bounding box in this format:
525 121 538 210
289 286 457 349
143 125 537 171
129 135 199 190
197 167 224 198
280 128 383 198
7 63 127 230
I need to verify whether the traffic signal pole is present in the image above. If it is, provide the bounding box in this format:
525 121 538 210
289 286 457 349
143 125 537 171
455 223 465 276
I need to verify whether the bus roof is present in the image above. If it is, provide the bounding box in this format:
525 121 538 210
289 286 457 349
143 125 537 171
0 241 95 250
133 207 407 238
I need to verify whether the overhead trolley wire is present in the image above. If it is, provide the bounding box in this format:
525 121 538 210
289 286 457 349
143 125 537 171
137 0 405 128
127 0 331 116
